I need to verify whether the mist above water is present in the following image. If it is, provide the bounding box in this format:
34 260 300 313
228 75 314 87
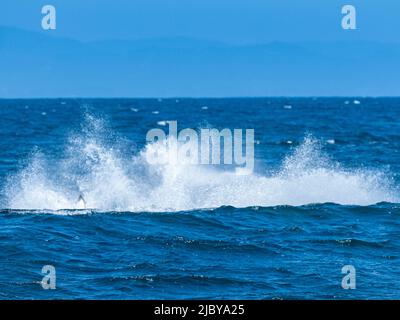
3 115 398 212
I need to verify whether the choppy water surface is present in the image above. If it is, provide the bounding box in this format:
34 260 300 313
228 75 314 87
0 98 399 299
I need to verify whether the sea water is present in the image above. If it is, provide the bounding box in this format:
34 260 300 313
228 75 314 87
0 98 399 299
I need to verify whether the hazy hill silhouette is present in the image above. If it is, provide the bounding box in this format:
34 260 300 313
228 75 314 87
1 26 399 97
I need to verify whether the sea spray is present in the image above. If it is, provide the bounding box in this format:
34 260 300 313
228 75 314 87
2 117 398 211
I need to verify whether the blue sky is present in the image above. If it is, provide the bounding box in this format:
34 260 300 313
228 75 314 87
2 0 400 43
1 1 400 97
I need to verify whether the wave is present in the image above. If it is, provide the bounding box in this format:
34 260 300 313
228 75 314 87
2 115 398 212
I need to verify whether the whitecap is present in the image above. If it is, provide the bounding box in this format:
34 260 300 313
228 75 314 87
2 117 398 212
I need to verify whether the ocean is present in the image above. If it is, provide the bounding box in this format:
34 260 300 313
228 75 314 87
0 97 399 299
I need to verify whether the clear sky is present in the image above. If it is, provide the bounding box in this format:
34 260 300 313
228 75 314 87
1 1 400 97
2 0 400 43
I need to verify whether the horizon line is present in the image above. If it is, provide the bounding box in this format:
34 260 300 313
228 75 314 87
1 96 400 100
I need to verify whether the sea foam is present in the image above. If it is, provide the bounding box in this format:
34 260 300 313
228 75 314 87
2 116 398 212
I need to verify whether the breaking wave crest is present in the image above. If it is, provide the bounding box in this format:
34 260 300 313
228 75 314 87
2 115 398 212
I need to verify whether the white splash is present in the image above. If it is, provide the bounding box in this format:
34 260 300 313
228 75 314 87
2 117 398 212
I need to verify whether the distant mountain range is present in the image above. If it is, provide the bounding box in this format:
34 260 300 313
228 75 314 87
1 26 399 97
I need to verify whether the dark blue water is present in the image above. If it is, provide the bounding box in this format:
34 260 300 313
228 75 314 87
0 98 399 299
